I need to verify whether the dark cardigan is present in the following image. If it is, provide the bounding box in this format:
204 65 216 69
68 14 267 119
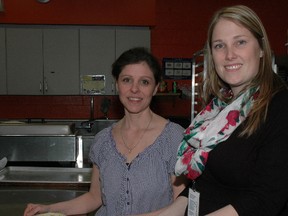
180 89 288 216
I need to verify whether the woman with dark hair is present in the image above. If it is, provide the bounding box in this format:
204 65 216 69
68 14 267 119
24 47 187 216
158 5 288 216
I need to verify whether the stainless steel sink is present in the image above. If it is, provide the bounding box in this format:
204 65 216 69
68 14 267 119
0 120 118 168
0 122 75 135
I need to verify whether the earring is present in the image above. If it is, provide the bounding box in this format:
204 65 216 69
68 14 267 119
260 51 263 58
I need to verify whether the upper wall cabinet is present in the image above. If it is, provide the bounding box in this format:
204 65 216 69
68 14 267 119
43 29 79 95
115 27 151 59
0 28 6 94
6 28 43 95
80 28 116 95
2 25 150 95
80 27 150 95
6 27 79 95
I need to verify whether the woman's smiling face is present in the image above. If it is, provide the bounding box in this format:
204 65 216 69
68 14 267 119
116 62 158 114
211 18 263 96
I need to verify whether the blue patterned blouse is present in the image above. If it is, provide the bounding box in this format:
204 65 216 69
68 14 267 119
89 121 184 216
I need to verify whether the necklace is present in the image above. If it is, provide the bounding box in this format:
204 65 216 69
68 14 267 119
120 113 153 153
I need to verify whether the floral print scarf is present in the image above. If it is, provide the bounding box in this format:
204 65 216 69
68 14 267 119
175 87 259 180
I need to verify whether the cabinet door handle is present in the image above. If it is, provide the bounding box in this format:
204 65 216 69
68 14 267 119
44 77 48 92
40 81 42 92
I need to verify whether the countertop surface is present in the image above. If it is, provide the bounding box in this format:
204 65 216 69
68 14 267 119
0 166 92 185
0 166 94 215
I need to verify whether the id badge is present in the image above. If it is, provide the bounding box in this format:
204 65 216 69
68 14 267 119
188 187 200 216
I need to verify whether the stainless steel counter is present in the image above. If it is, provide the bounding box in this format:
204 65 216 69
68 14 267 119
0 166 91 186
0 166 94 215
0 189 90 215
0 122 75 135
0 120 118 215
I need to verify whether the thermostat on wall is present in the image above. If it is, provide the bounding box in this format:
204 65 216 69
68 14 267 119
163 58 192 80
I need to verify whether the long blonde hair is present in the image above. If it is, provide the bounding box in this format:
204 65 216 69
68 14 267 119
203 5 286 136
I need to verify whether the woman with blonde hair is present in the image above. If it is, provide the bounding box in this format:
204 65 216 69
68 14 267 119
158 5 288 216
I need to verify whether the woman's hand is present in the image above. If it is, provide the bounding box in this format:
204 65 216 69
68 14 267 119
158 196 188 216
23 203 49 216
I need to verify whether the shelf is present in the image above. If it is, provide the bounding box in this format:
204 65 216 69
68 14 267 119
155 92 181 96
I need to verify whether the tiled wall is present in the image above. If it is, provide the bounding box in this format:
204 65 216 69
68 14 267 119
0 94 191 120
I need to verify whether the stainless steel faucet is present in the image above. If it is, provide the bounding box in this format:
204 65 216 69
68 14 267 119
90 96 94 121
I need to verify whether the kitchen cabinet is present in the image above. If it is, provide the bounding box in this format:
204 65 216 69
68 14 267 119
0 28 6 94
80 28 116 95
116 27 151 59
3 25 150 95
80 27 150 95
6 27 79 95
6 28 43 95
43 28 79 95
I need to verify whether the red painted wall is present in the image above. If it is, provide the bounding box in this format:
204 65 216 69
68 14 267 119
0 0 156 26
0 0 287 121
152 0 288 59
